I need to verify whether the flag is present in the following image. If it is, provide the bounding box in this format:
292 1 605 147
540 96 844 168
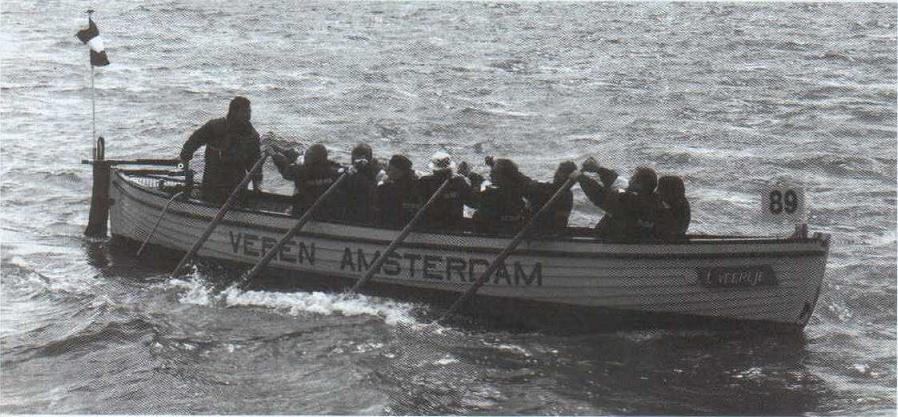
76 18 110 66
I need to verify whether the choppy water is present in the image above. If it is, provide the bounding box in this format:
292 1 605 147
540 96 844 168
2 1 896 415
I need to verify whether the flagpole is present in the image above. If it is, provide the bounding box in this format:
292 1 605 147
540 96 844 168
87 9 96 159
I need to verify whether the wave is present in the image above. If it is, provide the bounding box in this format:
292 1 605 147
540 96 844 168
167 277 420 326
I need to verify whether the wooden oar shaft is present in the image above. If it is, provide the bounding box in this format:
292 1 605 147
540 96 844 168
171 153 269 276
350 177 452 293
240 172 348 287
82 158 181 166
439 175 577 322
137 191 185 257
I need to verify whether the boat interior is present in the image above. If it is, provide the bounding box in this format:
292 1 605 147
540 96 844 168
116 168 814 244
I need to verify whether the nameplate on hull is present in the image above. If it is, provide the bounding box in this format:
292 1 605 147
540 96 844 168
696 266 777 288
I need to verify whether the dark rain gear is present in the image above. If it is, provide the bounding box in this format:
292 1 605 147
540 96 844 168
525 180 574 236
578 174 664 241
374 175 422 229
180 118 261 204
273 155 344 219
341 161 383 224
418 171 477 231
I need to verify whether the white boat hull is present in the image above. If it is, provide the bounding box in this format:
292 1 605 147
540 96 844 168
109 171 829 330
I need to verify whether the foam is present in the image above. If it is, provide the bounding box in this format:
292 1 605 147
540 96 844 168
167 277 420 326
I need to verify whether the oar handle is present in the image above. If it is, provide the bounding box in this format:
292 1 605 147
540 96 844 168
171 152 269 276
239 171 349 287
438 175 578 322
350 176 453 293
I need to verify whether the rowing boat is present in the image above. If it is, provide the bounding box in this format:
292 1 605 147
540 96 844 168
94 163 829 332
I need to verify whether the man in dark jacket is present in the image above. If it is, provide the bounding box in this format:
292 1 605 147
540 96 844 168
271 143 344 219
655 175 691 240
374 154 422 229
179 96 262 205
472 158 529 235
418 151 480 231
527 161 576 236
578 160 664 241
341 143 384 224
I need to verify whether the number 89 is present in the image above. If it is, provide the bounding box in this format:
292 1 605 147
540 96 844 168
769 190 798 214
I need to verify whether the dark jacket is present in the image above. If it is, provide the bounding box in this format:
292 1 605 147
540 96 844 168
273 157 344 219
655 198 691 240
472 185 529 235
525 180 574 236
578 174 664 241
418 171 477 231
341 161 382 224
374 175 422 229
180 118 261 204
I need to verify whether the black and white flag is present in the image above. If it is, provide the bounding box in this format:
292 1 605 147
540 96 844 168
75 18 110 66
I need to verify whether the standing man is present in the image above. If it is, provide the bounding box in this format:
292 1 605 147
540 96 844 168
179 96 262 204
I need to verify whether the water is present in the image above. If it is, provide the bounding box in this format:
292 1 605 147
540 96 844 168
2 1 896 414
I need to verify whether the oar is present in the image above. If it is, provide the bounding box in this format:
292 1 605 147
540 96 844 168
137 191 185 257
438 174 578 323
238 171 348 288
171 153 269 276
349 177 452 293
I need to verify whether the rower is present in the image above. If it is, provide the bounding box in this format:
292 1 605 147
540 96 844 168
374 154 423 229
472 157 529 235
527 160 576 236
271 143 344 219
577 161 664 241
340 143 384 224
418 151 480 231
179 96 262 204
655 175 691 240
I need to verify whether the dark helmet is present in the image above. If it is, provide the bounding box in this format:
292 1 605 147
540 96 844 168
304 143 328 165
554 161 577 184
351 143 373 163
658 175 686 203
629 166 657 194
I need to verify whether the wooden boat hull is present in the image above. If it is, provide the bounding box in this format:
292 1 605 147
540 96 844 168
109 171 829 331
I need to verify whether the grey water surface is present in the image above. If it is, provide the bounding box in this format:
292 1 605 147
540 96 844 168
1 2 896 415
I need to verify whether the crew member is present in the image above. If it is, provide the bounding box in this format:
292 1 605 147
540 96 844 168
655 175 690 240
472 157 529 235
271 143 344 219
374 154 422 229
578 162 664 241
527 160 577 236
418 151 480 231
341 143 384 224
179 96 262 204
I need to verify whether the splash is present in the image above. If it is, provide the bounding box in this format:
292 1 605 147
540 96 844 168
166 276 420 326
